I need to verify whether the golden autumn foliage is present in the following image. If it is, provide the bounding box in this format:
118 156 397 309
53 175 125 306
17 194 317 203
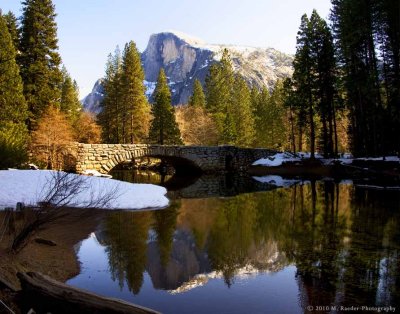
175 105 218 146
73 111 102 144
31 106 74 169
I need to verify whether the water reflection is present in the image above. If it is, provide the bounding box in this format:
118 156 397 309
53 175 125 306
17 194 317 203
110 169 279 198
71 181 400 312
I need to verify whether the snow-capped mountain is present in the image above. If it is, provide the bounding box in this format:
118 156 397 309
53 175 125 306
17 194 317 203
82 31 293 112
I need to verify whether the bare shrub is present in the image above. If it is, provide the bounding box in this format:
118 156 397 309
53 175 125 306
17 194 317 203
7 171 119 253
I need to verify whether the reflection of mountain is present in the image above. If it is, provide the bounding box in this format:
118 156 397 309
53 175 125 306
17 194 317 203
167 258 287 294
79 181 400 310
146 230 211 290
146 229 287 292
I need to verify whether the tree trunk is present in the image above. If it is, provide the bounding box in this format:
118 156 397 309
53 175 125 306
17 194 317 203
18 272 159 314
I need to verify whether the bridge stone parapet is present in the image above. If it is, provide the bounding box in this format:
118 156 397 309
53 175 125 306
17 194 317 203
74 143 276 174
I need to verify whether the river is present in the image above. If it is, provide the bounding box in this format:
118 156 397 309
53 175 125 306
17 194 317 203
67 171 400 313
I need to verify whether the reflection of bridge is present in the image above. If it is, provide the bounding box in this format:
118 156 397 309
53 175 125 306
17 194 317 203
75 143 275 174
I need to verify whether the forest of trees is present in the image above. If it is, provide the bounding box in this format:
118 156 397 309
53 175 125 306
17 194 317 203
1 0 399 170
0 0 101 169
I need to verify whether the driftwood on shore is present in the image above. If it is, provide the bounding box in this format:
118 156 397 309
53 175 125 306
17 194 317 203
17 272 160 314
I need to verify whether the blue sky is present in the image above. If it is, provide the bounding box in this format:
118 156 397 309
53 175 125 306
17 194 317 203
2 0 332 98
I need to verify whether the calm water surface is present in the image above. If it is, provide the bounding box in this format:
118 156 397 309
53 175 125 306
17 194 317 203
68 171 400 313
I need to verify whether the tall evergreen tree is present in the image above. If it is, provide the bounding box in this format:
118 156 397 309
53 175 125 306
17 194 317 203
221 111 237 145
252 87 269 147
189 79 206 108
205 49 235 140
120 41 150 143
331 0 384 156
292 14 317 158
290 11 340 157
149 69 182 145
0 14 28 168
309 10 339 157
231 76 255 147
3 11 20 50
60 66 81 123
267 80 290 150
282 78 299 153
18 0 62 130
372 0 400 154
98 48 122 143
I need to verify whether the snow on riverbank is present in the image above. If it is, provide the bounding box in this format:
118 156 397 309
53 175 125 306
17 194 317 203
252 152 300 167
0 170 169 210
252 152 400 167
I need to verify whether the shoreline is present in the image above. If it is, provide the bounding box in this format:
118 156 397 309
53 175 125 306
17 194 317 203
0 208 105 313
248 158 400 183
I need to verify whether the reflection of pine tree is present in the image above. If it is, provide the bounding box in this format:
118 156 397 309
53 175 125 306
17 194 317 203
103 211 153 294
285 182 348 309
153 202 179 267
207 194 257 286
341 188 397 307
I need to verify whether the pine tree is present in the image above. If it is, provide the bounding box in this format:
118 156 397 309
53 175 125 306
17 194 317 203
372 0 400 154
282 78 298 153
205 49 235 141
268 80 289 150
290 11 341 157
293 14 316 158
253 83 288 149
189 79 206 107
309 10 339 157
0 14 28 168
60 66 81 123
120 41 150 143
231 76 255 147
253 87 270 147
98 48 122 143
149 69 182 145
18 0 63 130
250 86 260 115
331 0 384 156
221 111 237 145
3 11 20 50
205 49 234 114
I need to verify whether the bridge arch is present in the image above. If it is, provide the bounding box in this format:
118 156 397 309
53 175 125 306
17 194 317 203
107 152 202 174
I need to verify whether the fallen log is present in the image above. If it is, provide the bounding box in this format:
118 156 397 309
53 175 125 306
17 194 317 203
17 272 160 314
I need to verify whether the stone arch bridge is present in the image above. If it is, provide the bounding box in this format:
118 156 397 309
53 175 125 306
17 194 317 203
74 143 276 174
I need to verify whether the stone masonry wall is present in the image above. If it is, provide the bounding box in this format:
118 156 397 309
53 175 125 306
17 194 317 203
74 143 275 174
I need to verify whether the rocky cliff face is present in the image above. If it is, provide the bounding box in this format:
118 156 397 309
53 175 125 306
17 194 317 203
82 31 293 111
81 79 104 114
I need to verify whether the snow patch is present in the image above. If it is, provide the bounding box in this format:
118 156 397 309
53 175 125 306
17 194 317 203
0 170 168 210
143 80 156 96
163 30 206 46
252 152 300 167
